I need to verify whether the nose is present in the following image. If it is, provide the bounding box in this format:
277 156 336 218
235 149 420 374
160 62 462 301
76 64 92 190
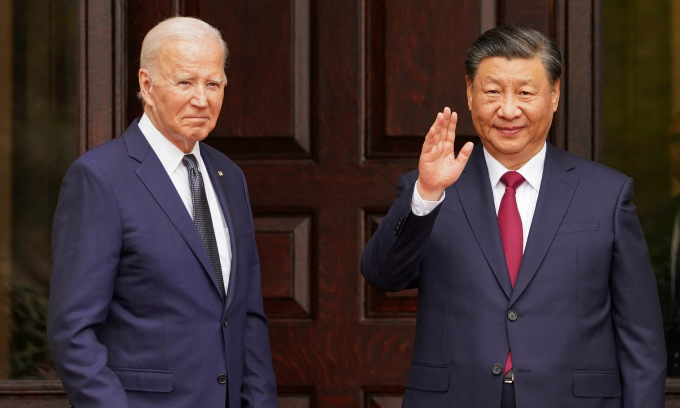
191 85 208 108
497 94 521 119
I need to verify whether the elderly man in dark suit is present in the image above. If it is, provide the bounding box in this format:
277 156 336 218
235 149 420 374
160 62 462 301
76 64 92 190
48 16 277 407
362 25 666 408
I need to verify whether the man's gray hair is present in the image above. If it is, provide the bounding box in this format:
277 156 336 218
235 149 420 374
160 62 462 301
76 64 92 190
464 25 561 86
137 17 228 102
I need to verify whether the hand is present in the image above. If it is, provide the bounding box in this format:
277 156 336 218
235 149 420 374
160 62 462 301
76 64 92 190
417 107 474 201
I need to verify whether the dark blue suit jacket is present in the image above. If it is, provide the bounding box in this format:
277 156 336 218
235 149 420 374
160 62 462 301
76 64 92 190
362 143 666 407
48 120 277 407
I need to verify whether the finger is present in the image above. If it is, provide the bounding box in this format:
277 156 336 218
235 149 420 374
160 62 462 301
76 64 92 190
433 111 446 144
444 111 458 148
423 108 452 154
434 107 452 147
421 125 437 154
433 110 456 160
456 141 474 166
428 109 445 135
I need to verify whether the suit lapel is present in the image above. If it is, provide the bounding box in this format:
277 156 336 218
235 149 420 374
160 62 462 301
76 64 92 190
123 123 221 298
510 144 579 304
455 144 514 298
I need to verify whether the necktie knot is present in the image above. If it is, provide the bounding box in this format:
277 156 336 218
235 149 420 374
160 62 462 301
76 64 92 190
500 171 525 191
183 154 199 172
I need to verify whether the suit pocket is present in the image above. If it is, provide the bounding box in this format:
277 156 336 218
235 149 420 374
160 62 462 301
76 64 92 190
557 220 599 234
405 363 449 392
111 367 174 393
572 371 621 397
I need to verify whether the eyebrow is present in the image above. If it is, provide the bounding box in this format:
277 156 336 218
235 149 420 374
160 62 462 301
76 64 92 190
485 77 536 86
173 74 224 85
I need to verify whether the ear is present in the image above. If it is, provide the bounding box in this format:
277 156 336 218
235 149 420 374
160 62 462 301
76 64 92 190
551 78 560 112
138 68 154 107
465 76 473 111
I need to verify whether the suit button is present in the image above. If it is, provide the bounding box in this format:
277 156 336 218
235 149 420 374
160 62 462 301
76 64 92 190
507 310 518 321
492 364 503 375
222 318 228 328
217 373 228 384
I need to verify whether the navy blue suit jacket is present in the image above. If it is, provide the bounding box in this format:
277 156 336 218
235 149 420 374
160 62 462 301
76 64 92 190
48 120 277 407
362 143 666 407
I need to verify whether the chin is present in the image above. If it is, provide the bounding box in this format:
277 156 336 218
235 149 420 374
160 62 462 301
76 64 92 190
491 141 525 154
192 134 210 142
184 127 212 140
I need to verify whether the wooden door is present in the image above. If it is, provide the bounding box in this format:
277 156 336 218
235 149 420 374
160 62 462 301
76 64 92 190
0 0 607 406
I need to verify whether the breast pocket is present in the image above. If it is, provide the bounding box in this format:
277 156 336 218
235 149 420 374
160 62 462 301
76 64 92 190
557 220 599 235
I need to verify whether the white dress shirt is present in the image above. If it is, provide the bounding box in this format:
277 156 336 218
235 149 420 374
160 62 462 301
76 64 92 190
412 142 547 252
138 113 232 293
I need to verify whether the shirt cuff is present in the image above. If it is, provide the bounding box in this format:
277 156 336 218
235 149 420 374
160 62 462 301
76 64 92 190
411 180 445 216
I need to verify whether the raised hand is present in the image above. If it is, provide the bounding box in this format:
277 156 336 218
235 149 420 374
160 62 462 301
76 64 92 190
417 107 474 201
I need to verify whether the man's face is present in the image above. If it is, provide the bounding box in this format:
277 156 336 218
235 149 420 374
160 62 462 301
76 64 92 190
466 56 560 170
139 38 226 153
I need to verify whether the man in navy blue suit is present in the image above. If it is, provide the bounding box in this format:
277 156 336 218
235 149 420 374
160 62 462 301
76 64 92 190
48 17 277 407
362 25 666 407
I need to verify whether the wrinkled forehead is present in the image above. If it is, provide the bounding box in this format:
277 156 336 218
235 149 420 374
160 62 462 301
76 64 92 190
159 37 223 60
156 38 226 77
474 56 551 83
477 55 558 88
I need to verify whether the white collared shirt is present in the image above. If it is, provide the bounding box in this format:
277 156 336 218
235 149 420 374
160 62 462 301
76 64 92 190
138 113 232 293
412 142 546 252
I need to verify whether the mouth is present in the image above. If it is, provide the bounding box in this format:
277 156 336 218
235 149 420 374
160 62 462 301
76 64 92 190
494 126 523 136
184 116 210 122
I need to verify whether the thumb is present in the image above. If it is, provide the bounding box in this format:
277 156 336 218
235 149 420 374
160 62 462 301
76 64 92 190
456 141 474 166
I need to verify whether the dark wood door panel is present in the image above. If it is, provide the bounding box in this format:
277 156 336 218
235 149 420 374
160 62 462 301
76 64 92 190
499 0 552 33
366 0 480 158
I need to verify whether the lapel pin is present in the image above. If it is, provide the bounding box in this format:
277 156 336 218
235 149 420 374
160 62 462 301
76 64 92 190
217 171 223 177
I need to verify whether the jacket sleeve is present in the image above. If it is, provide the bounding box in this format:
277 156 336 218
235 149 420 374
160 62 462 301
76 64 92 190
238 173 279 407
47 158 130 408
610 177 667 408
361 171 442 292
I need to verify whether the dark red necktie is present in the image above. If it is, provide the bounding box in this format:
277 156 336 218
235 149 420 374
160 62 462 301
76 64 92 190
498 171 525 374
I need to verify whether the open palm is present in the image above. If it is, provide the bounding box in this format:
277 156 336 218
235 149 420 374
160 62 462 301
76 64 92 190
417 107 474 201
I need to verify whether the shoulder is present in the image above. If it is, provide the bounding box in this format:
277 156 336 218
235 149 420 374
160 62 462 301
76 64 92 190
199 143 251 197
63 122 149 188
200 142 241 173
66 139 126 180
75 120 145 168
399 169 419 187
545 145 636 205
547 144 629 184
